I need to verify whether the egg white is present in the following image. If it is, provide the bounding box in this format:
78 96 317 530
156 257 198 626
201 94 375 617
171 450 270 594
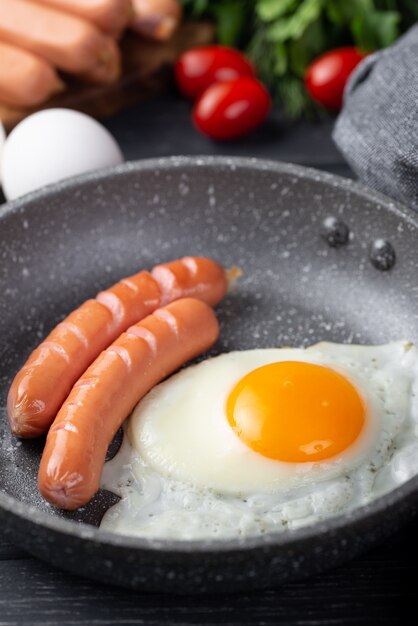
100 341 418 540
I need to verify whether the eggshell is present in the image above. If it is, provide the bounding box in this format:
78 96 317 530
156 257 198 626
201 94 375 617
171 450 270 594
2 109 123 200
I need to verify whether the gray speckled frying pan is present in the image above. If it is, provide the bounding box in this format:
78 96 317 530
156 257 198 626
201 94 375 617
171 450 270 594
1 156 418 593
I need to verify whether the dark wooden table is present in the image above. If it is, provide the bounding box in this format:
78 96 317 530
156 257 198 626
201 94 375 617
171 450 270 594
1 92 416 625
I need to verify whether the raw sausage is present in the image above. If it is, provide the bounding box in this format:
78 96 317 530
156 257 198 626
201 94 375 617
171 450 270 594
0 0 121 84
8 257 227 438
35 0 133 37
130 0 182 41
0 41 64 107
38 298 219 509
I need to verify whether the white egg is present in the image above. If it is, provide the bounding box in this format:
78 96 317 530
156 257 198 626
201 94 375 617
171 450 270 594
0 120 5 183
100 341 418 540
2 109 123 200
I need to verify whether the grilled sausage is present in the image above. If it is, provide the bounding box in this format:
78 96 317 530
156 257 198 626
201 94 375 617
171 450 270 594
8 257 227 437
38 298 219 509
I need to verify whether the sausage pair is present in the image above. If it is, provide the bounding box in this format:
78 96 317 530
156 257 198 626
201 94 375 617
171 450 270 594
8 257 227 509
8 256 226 438
0 0 122 94
39 297 219 510
0 0 182 108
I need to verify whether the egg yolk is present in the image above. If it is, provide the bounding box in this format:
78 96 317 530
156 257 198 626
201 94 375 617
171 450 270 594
226 361 365 463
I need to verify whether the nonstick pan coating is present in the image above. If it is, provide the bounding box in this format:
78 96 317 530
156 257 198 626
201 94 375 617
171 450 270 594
1 157 418 592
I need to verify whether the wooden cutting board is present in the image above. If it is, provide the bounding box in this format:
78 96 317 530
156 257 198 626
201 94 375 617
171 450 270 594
0 22 214 130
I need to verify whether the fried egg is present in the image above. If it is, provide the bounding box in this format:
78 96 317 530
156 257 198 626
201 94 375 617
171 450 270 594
100 341 418 540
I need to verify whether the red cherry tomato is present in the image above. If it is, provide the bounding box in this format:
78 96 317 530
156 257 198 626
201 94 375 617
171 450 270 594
175 45 255 100
305 47 366 110
193 77 271 141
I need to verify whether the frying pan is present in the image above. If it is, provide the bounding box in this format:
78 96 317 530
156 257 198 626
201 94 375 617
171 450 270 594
1 156 418 593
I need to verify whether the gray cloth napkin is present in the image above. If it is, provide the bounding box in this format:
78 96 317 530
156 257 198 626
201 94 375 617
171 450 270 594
333 24 418 210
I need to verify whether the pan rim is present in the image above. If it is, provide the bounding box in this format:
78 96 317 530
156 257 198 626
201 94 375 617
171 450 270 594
1 155 418 555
